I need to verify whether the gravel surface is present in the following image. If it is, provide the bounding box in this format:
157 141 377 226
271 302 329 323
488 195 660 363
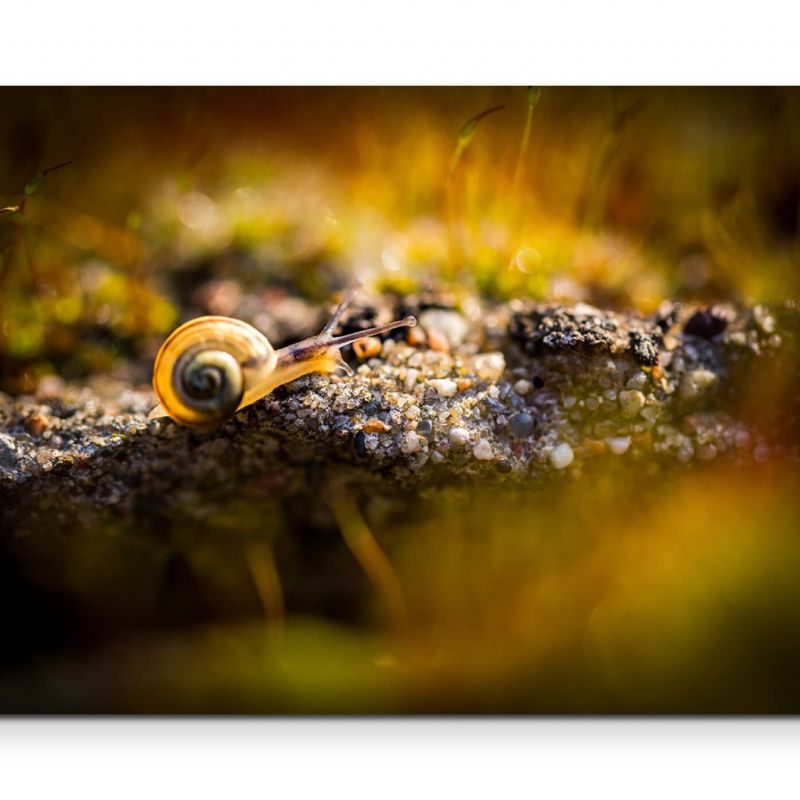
1 298 798 523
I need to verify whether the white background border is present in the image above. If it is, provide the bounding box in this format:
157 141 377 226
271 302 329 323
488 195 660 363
3 0 800 85
1 719 799 798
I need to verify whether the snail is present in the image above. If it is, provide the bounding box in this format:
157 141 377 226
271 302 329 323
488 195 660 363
148 285 416 428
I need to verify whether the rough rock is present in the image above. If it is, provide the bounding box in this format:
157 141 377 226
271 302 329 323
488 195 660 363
1 300 798 528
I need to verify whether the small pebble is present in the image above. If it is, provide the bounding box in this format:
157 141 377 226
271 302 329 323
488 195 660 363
401 431 421 454
353 431 368 457
448 427 470 447
549 442 574 470
513 379 532 396
606 436 631 455
404 368 419 393
426 329 450 354
24 414 49 436
416 419 433 436
619 389 646 419
679 369 717 401
472 439 493 460
363 418 391 433
353 337 382 360
508 412 534 439
406 327 427 347
752 305 775 335
472 352 505 382
418 309 469 348
429 379 458 398
36 375 65 400
626 371 648 390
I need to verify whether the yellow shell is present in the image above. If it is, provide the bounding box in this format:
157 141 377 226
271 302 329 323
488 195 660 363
152 316 276 428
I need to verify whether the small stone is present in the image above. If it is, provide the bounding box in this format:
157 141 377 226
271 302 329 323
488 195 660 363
472 439 493 460
619 389 646 419
684 306 729 339
626 371 647 390
752 305 775 335
426 329 450 354
401 431 422 454
472 352 505 382
0 436 17 467
24 414 49 436
353 336 382 360
562 395 577 409
407 326 427 347
691 369 717 389
429 379 458 398
583 438 606 455
483 397 505 414
416 419 433 436
448 427 470 446
640 406 660 425
513 379 532 396
549 442 574 470
36 375 65 400
508 412 534 439
404 368 419 393
418 309 469 348
593 420 616 438
363 418 391 433
606 436 631 455
680 369 717 401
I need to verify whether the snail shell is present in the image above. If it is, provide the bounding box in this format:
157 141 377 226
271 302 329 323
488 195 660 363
150 287 416 429
152 315 276 428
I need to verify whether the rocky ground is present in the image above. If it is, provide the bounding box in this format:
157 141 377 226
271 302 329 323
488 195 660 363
1 293 798 529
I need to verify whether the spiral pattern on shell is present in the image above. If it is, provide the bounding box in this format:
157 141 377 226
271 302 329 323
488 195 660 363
152 316 277 428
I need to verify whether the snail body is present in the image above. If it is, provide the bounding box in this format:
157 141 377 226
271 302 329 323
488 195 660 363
149 287 416 428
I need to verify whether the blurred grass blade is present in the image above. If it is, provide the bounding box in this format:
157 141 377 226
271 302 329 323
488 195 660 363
513 86 542 193
245 538 284 636
24 160 72 197
327 485 409 632
448 104 505 178
24 176 43 196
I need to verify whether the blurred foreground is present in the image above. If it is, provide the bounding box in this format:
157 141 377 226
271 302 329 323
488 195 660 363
2 461 799 713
